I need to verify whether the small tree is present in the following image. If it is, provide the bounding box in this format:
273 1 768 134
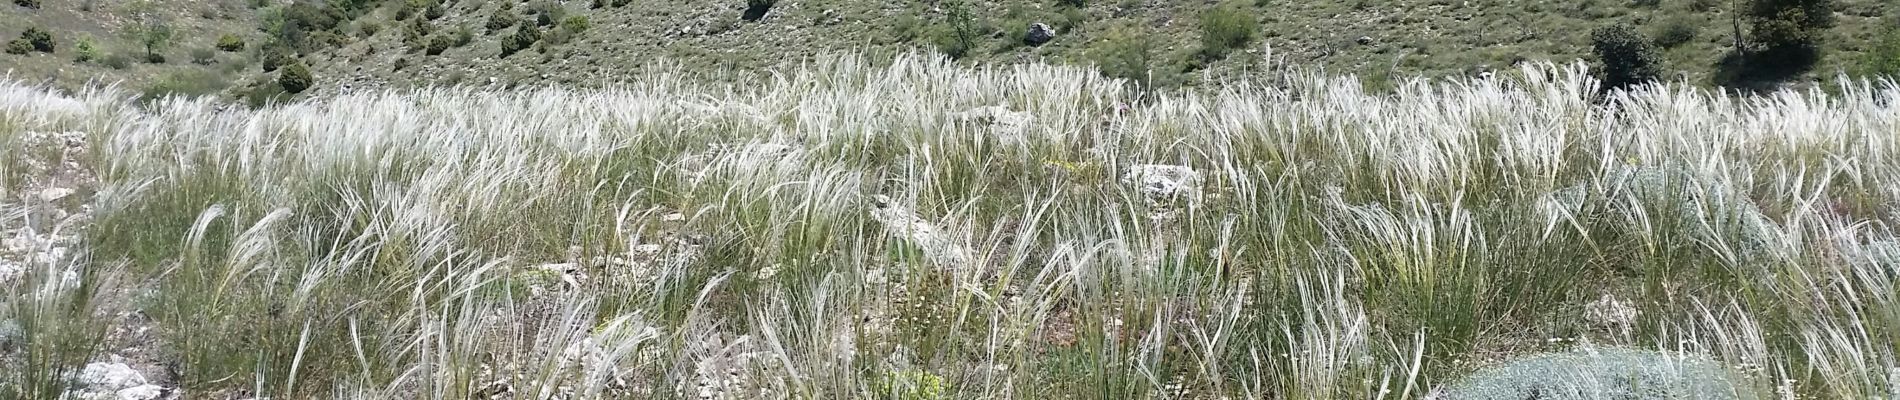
1592 24 1663 92
1740 0 1833 76
122 0 175 62
22 27 53 52
278 61 312 94
933 0 979 59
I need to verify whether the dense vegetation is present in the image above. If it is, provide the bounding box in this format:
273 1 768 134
2 55 1897 399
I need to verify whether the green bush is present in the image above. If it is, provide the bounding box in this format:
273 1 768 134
1591 24 1663 92
1198 3 1258 61
1652 19 1698 48
561 15 590 34
486 9 518 33
500 26 540 57
21 27 53 52
74 37 98 62
1440 347 1757 399
13 0 39 9
216 34 245 51
4 39 29 55
278 61 312 94
424 34 451 55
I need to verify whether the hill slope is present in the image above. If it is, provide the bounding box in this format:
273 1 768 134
2 0 1895 100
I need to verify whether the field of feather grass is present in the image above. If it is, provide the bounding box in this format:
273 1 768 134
2 54 1898 399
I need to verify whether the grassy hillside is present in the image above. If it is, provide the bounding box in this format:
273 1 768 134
2 0 1895 101
3 55 1898 399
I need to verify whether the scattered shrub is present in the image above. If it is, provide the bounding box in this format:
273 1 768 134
13 0 39 9
74 37 98 62
425 34 451 55
1592 24 1664 92
392 56 409 71
500 26 540 57
1057 0 1084 7
278 61 312 94
260 47 291 72
216 33 245 51
1440 347 1757 399
610 0 630 6
561 15 590 34
486 9 518 33
4 39 29 55
357 21 382 37
1198 2 1258 61
1652 18 1698 48
22 27 53 52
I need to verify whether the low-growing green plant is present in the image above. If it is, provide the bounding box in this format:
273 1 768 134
874 369 949 400
3 39 28 55
216 33 245 51
561 15 590 34
74 36 98 62
12 0 38 9
1198 2 1257 61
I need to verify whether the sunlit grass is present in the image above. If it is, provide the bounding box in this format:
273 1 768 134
0 55 1896 399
